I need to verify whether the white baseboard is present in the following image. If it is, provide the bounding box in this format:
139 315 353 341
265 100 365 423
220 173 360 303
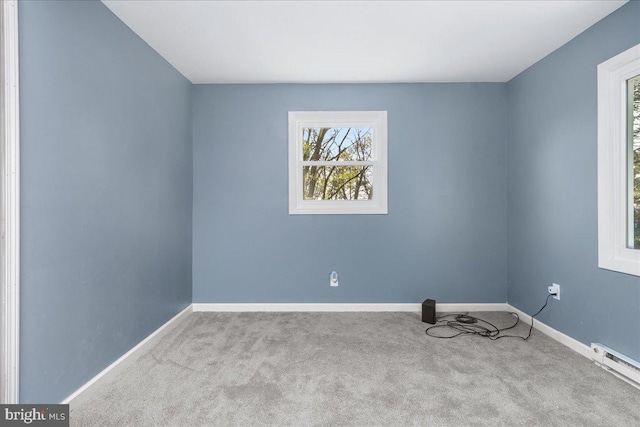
62 304 193 409
193 303 418 312
192 302 509 312
437 303 509 312
506 304 592 359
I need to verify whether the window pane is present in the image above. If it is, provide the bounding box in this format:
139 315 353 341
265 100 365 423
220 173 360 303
630 75 640 249
302 127 372 161
303 165 373 200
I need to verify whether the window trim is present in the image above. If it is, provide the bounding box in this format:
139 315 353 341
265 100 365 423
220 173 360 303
288 111 388 215
1 0 21 404
597 43 640 277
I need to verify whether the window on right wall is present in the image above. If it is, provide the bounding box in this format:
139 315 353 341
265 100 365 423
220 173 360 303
598 43 640 276
630 74 640 250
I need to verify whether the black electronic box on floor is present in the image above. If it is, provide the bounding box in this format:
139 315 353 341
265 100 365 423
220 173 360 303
422 299 436 324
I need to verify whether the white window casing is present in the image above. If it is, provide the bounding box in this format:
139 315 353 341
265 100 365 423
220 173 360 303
1 0 21 404
597 43 640 277
288 111 388 215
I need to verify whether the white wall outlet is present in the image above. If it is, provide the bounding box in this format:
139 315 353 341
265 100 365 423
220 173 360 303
548 283 560 300
330 271 339 287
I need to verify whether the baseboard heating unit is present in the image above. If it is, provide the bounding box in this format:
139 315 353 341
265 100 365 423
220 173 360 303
591 343 640 390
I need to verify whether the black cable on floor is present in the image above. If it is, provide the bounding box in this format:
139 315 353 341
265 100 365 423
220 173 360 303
425 293 554 340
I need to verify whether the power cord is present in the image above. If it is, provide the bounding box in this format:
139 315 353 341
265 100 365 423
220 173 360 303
425 293 555 340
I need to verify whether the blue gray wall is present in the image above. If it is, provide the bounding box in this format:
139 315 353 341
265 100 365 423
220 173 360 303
19 0 192 403
193 84 507 303
507 1 640 360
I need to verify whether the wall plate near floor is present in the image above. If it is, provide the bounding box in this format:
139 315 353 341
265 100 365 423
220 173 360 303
548 283 560 300
330 271 339 287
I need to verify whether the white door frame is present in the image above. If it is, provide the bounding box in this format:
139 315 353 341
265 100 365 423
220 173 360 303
1 0 20 404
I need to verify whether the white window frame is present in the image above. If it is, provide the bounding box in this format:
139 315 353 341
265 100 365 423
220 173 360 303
288 111 388 215
1 0 21 404
597 43 640 277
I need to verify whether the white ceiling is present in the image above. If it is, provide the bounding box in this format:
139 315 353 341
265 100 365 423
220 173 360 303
101 0 627 84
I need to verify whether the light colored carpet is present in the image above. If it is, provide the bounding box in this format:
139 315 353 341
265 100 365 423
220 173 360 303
71 312 640 426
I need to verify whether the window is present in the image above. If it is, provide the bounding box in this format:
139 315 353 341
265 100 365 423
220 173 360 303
597 43 640 276
288 111 388 215
628 74 640 249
